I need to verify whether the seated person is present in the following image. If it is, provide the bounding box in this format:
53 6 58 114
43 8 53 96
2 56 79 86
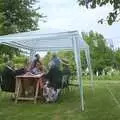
48 53 61 69
31 61 45 75
1 61 15 92
43 59 62 102
61 58 71 88
45 67 62 90
43 81 60 103
62 58 70 75
29 54 41 71
20 61 45 96
1 61 25 92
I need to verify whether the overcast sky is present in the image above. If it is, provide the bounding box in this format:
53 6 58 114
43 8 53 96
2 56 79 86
37 0 120 48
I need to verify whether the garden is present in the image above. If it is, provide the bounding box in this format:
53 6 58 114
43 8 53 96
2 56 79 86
1 0 120 119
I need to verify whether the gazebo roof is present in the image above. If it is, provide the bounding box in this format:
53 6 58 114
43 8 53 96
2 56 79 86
0 30 89 51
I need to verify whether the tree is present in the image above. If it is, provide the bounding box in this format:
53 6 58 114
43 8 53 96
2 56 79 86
82 31 113 75
114 49 120 69
0 0 43 59
78 0 120 25
0 0 42 34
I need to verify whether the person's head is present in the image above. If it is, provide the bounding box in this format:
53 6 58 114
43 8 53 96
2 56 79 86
52 53 57 59
35 54 40 60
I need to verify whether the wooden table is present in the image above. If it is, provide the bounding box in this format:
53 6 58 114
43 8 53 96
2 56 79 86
15 73 44 103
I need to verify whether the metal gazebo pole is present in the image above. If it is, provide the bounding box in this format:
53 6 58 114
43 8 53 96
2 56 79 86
72 36 84 111
85 49 94 90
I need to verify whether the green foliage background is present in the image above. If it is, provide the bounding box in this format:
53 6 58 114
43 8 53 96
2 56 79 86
0 0 43 59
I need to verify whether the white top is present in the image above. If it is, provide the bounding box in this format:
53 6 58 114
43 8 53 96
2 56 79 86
0 30 89 51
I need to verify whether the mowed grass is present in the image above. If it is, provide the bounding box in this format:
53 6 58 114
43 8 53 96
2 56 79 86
0 80 120 120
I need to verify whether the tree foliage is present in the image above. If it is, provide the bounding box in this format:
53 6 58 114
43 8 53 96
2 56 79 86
78 0 120 25
114 49 120 69
0 0 43 59
0 0 42 35
82 31 113 74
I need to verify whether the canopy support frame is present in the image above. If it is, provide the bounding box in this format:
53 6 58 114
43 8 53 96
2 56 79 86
72 36 84 111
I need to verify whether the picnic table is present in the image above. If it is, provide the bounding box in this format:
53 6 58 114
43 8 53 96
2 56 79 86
15 73 45 103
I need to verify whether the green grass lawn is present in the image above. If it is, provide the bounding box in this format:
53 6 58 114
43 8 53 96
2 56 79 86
0 80 120 120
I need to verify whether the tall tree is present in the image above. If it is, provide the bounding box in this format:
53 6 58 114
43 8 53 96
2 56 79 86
78 0 120 25
114 49 120 69
82 31 113 74
0 0 43 58
0 0 42 34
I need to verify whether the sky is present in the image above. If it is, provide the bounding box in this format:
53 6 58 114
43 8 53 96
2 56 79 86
37 0 120 48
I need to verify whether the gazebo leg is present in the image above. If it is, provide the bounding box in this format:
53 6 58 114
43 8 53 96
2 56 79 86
34 80 40 104
15 79 21 103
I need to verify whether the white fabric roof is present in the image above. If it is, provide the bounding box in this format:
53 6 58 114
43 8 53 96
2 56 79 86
0 30 89 51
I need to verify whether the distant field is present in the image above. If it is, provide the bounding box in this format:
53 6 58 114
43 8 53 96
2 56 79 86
0 80 120 120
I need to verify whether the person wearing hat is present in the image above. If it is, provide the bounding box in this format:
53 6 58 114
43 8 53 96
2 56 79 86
43 54 62 102
49 53 61 69
29 54 42 71
61 58 70 74
61 58 69 66
61 58 71 88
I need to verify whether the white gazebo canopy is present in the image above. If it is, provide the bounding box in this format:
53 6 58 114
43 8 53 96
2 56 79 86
0 30 93 111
